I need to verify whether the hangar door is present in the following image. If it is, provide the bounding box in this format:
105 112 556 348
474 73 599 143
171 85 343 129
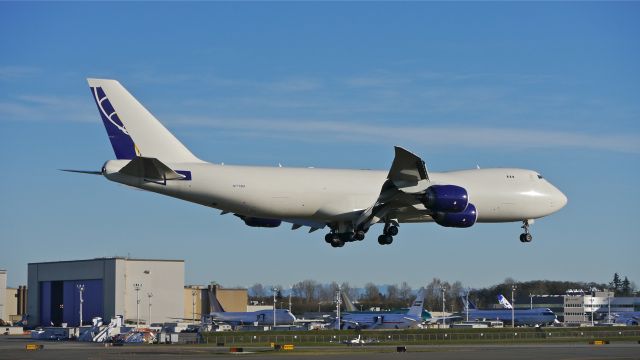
39 279 103 326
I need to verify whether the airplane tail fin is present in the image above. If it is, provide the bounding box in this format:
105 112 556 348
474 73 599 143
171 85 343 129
498 294 513 309
406 288 425 318
341 291 357 312
208 285 225 313
87 78 201 163
461 295 477 310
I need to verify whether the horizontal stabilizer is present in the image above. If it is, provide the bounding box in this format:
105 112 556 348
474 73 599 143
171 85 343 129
60 169 102 175
118 157 184 181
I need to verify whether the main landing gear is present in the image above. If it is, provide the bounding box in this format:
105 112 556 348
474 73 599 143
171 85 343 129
325 229 365 248
520 220 533 243
378 223 398 246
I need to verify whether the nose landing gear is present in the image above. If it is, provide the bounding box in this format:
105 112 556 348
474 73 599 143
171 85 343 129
520 220 533 243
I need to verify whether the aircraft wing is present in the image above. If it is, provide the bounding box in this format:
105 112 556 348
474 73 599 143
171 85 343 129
423 315 463 324
355 146 431 231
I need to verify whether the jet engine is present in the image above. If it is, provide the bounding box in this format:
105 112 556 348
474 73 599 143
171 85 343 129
422 185 469 213
238 216 282 228
432 203 477 228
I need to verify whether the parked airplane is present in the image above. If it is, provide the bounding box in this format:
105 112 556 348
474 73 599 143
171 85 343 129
461 296 557 326
609 312 640 326
66 78 568 248
341 289 432 321
337 289 426 329
204 289 296 326
342 334 379 345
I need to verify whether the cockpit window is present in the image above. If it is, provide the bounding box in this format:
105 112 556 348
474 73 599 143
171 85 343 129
537 174 544 179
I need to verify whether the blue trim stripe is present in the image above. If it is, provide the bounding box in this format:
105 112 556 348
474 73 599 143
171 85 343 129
90 87 137 159
175 170 192 180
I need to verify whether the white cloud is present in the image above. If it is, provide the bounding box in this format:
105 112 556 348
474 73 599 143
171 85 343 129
0 66 41 80
0 94 95 123
170 116 640 154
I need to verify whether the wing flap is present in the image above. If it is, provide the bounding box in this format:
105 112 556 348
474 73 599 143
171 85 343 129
388 146 429 186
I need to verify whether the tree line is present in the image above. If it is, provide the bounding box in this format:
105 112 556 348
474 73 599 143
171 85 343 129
244 274 637 315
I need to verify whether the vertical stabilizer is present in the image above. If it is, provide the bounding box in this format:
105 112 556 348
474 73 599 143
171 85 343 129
498 294 513 309
87 78 201 163
406 288 425 317
341 291 357 312
208 285 225 313
461 295 477 310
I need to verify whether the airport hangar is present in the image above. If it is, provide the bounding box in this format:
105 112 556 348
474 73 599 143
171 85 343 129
27 258 185 327
26 258 250 327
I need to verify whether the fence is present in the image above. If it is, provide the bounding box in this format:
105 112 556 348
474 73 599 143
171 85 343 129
204 329 640 345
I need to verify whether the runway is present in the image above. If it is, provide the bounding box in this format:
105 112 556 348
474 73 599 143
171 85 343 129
1 337 638 360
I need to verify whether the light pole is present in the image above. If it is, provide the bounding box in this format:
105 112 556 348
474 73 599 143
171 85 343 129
607 290 611 323
440 285 446 327
590 288 595 326
465 290 470 322
288 285 292 313
335 288 342 330
511 284 517 328
76 284 85 327
582 289 586 323
530 293 533 310
133 283 142 328
191 288 197 324
272 288 278 328
147 293 153 325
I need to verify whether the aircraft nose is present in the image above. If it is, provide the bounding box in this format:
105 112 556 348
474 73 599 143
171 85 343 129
559 191 568 208
553 186 568 210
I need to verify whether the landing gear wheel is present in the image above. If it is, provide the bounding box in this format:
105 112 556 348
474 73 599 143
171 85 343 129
386 225 399 236
521 233 532 242
377 234 393 245
354 230 366 241
331 237 345 248
325 233 333 244
520 220 533 243
340 232 355 243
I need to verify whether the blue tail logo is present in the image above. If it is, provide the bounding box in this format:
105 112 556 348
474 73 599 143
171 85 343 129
90 87 139 159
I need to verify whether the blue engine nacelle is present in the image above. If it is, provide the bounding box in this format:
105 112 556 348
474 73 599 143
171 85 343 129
422 185 469 213
242 217 282 228
432 203 478 228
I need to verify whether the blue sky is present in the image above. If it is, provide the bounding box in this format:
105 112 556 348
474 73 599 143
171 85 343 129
1 2 638 291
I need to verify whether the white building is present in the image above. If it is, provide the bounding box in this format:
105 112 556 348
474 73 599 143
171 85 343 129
27 258 184 327
0 270 6 322
564 289 639 325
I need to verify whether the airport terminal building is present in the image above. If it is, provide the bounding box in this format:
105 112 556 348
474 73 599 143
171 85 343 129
27 258 184 327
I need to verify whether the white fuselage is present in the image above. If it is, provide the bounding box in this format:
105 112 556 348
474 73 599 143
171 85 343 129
103 160 567 225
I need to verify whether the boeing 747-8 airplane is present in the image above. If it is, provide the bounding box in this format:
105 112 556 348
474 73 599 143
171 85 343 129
65 78 567 248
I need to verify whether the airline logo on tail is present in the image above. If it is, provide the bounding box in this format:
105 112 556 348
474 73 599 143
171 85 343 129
498 294 513 309
90 86 139 160
407 288 425 317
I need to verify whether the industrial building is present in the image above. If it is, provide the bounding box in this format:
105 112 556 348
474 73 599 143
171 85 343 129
0 270 28 324
27 258 184 327
0 270 6 322
563 289 640 325
183 285 247 321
